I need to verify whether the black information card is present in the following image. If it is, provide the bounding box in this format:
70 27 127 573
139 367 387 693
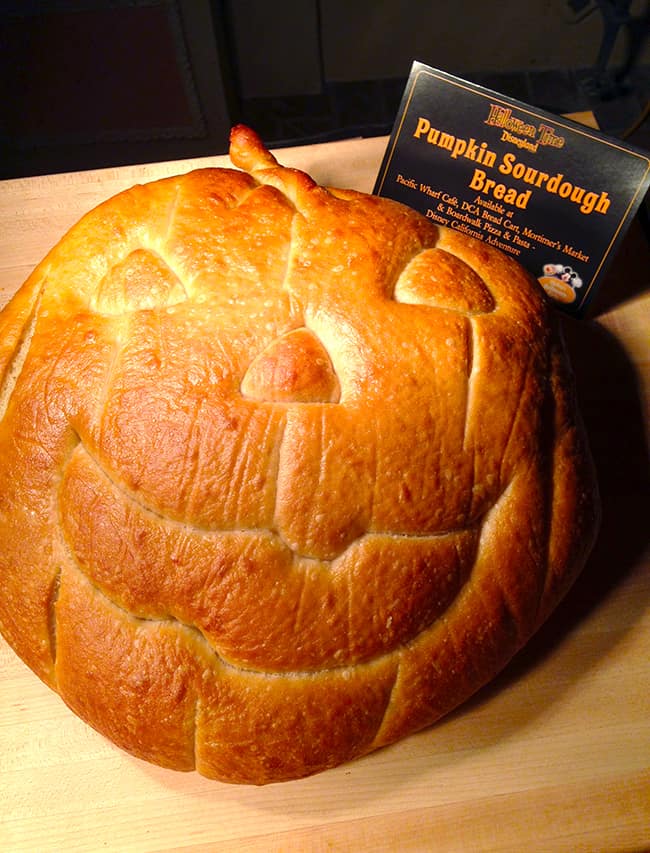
374 62 650 315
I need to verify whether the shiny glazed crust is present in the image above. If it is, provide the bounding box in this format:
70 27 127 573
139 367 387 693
0 125 599 784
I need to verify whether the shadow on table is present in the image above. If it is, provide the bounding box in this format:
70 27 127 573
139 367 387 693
462 309 649 717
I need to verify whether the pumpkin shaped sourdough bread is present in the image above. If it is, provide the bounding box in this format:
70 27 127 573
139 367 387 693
0 125 599 784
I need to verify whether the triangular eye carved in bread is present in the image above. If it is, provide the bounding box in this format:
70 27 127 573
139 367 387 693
394 248 495 314
92 248 188 315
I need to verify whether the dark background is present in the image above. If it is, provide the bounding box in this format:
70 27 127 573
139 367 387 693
1 0 649 180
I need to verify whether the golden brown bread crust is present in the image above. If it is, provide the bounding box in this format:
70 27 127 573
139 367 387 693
0 125 599 784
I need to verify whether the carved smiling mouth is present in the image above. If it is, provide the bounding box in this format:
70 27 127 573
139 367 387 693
60 427 493 675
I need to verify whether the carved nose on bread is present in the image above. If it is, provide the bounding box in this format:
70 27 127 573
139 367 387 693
241 327 341 403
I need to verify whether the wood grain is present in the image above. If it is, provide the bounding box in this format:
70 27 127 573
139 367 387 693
1 136 648 852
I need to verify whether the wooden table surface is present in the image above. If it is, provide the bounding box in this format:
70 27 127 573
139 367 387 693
0 136 648 852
